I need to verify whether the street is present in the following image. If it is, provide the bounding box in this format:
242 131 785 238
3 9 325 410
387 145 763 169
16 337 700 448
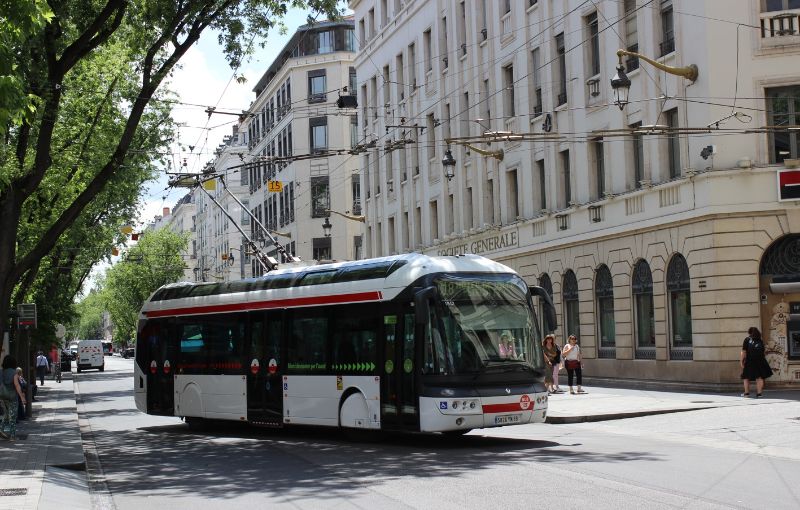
72 356 800 510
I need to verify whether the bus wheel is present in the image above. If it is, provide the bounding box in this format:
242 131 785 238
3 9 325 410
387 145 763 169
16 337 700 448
99 365 104 372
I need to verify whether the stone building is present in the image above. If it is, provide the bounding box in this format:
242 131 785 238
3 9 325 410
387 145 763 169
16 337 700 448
240 18 363 275
350 0 800 386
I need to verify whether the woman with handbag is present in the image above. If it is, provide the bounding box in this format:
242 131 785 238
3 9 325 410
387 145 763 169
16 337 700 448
562 335 586 395
542 335 563 394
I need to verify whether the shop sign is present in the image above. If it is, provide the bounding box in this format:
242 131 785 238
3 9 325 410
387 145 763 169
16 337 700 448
436 229 519 256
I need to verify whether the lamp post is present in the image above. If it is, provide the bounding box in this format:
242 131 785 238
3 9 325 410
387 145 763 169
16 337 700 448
610 48 698 111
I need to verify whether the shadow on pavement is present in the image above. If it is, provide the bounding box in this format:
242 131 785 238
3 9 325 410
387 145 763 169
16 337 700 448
98 421 661 499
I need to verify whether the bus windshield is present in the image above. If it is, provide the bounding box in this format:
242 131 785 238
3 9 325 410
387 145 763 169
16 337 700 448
424 275 544 375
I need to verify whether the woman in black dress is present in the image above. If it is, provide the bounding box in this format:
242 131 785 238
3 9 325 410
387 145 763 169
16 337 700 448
740 327 772 398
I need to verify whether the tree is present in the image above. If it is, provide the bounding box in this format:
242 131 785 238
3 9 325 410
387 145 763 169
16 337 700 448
104 228 188 344
74 285 106 340
0 0 342 337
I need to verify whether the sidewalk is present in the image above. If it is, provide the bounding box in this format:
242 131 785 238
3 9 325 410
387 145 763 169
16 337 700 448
0 371 89 510
544 384 800 423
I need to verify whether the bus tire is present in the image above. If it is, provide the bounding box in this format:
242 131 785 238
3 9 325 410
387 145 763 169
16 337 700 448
99 365 104 372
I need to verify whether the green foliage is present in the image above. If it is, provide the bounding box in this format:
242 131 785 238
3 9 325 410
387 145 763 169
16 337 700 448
0 0 342 346
103 229 188 344
0 0 53 135
74 285 107 340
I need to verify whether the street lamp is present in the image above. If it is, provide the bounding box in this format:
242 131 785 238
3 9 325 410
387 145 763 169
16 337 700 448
322 216 332 237
442 148 456 181
610 48 698 111
610 64 631 111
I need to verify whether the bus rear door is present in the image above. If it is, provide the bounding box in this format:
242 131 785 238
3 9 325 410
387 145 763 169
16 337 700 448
246 311 284 425
380 304 419 430
141 319 175 416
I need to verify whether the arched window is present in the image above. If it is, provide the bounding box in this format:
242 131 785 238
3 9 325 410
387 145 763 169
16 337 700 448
632 260 655 359
538 273 554 333
563 270 580 341
667 254 692 360
595 265 615 358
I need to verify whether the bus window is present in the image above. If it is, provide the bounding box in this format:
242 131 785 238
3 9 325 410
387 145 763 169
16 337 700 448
332 313 378 372
179 323 205 371
205 317 245 372
288 314 328 372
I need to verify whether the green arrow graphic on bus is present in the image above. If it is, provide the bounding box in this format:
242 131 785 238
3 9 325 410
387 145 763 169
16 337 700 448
368 362 375 371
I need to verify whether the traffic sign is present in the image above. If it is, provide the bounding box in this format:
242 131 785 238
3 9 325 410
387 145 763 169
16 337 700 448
267 180 283 193
17 303 37 329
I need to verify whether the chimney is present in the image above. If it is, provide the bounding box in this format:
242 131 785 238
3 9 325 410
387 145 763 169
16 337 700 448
163 207 171 217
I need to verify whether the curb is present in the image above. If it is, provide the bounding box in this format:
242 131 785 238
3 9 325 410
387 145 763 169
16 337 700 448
545 406 715 424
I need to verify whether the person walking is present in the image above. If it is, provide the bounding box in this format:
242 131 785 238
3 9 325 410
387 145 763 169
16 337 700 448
542 335 562 394
1 355 27 440
562 334 586 395
740 327 772 398
36 350 49 386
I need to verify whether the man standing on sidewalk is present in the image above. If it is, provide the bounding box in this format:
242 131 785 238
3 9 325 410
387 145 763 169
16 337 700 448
35 351 49 386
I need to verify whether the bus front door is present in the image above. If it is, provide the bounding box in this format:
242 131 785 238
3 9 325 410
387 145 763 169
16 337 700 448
380 306 419 430
142 320 175 416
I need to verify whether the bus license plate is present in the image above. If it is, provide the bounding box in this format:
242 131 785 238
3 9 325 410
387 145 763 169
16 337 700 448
495 414 521 425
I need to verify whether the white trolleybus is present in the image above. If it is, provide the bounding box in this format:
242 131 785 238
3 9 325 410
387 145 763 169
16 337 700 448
134 254 557 434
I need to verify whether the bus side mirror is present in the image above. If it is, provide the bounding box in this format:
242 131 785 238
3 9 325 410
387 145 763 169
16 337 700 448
529 286 557 332
414 286 436 325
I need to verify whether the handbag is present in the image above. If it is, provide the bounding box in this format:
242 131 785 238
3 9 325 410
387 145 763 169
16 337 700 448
565 359 581 370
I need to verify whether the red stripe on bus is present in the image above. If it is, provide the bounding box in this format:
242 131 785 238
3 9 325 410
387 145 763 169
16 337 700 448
144 291 383 318
482 402 526 414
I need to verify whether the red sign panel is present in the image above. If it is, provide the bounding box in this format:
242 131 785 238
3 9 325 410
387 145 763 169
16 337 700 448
778 169 800 202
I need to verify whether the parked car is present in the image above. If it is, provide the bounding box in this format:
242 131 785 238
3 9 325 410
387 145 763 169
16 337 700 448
123 348 135 359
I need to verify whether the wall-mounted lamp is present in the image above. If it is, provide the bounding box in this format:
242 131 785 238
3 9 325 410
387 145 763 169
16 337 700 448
322 217 332 238
611 48 698 111
442 148 456 181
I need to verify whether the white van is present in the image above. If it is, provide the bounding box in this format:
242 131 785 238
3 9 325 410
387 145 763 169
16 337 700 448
77 340 105 372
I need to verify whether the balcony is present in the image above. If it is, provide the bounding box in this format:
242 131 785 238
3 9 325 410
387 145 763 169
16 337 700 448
556 91 567 106
501 13 513 40
760 9 800 44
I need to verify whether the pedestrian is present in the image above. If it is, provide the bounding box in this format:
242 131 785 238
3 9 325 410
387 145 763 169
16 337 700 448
35 350 49 386
1 355 27 440
562 334 586 395
740 326 772 398
542 334 562 393
16 368 27 421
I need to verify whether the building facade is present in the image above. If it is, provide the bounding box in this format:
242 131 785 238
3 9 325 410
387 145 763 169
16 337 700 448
351 0 800 386
193 129 251 282
240 18 363 276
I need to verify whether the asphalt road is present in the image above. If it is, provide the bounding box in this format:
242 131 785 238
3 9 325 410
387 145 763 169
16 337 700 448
74 356 800 510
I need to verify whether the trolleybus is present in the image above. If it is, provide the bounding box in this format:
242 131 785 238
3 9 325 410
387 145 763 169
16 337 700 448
134 254 556 433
